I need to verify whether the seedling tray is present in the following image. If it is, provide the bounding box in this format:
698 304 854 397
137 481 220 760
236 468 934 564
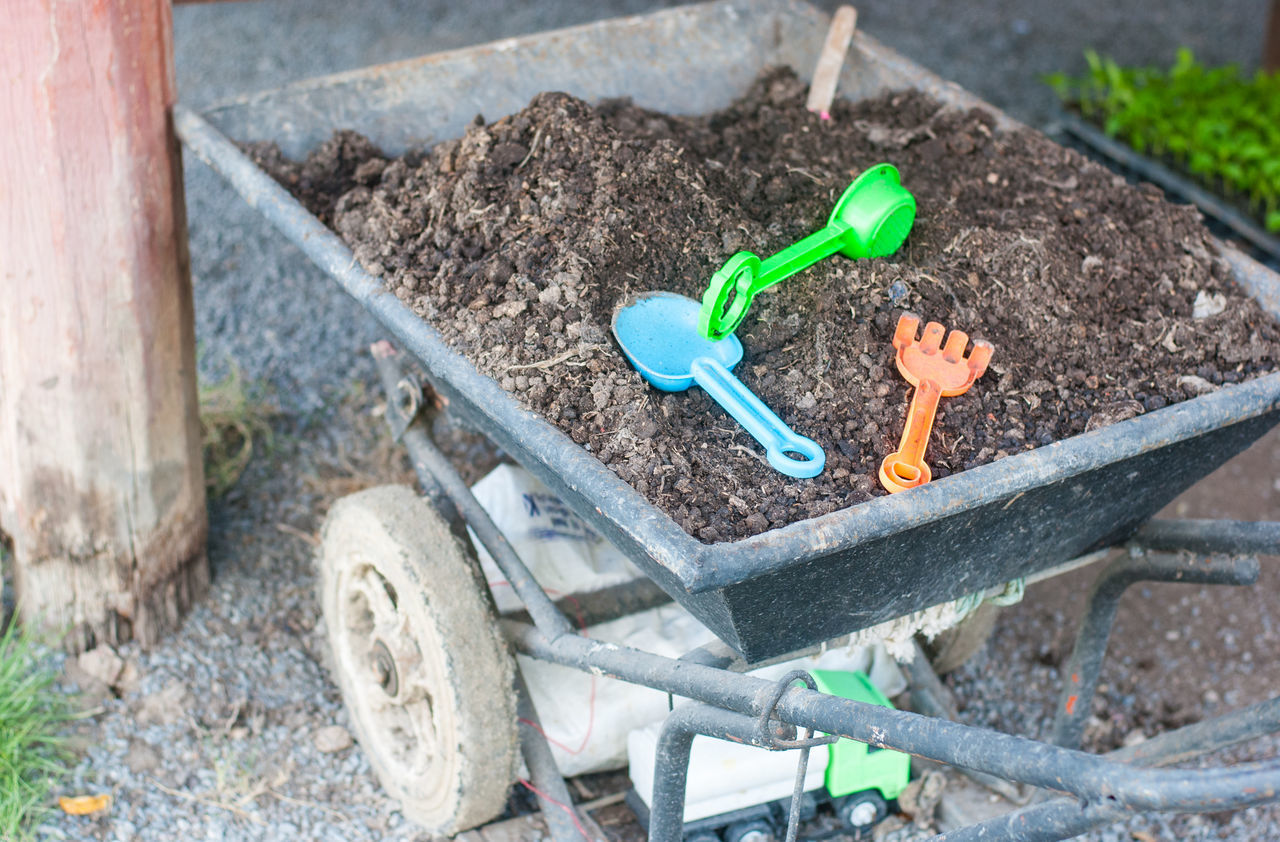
1058 109 1280 268
177 0 1280 661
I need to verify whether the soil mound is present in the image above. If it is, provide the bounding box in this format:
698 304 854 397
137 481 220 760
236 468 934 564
251 68 1280 542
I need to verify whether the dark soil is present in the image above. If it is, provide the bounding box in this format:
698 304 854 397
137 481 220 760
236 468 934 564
1067 106 1280 253
249 68 1280 543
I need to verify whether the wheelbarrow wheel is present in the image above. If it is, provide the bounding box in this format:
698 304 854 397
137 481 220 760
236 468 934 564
319 485 517 835
921 602 999 675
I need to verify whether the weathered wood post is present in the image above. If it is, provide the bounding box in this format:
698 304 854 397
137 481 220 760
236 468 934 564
1 0 209 651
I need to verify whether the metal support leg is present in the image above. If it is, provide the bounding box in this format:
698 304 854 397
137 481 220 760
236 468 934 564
648 703 795 842
1049 551 1259 749
1110 696 1280 767
906 640 960 722
371 341 575 640
516 672 591 842
1131 519 1280 556
937 697 1280 842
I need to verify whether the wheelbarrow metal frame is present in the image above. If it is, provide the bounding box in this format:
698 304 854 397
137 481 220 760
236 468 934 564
364 335 1280 841
372 337 1280 841
174 0 1280 662
173 2 1280 837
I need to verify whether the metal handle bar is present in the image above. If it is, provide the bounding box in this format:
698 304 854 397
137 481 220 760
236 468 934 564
507 622 1280 815
1131 518 1280 556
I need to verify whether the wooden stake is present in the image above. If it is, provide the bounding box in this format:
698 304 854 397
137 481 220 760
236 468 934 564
1 0 209 651
806 5 859 120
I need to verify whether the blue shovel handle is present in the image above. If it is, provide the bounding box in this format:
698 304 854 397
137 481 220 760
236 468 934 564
689 357 826 478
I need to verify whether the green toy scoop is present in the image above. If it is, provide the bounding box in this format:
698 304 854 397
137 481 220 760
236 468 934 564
698 163 915 341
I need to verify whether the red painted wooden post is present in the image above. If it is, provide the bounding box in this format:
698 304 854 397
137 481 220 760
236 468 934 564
1 0 209 651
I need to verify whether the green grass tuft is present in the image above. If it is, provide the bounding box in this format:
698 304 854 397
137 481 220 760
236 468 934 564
0 620 78 840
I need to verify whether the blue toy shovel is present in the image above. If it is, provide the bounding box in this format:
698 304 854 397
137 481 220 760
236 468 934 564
611 292 825 479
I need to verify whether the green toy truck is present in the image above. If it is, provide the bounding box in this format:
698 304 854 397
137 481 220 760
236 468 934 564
627 669 911 841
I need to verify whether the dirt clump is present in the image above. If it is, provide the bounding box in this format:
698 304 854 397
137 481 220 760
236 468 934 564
249 68 1280 542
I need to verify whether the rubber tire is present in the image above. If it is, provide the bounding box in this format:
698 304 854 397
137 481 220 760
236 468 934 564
921 602 999 675
320 485 517 835
836 789 888 833
724 818 777 842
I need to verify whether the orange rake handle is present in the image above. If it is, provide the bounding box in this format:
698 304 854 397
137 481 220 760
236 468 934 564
880 378 944 491
879 313 993 494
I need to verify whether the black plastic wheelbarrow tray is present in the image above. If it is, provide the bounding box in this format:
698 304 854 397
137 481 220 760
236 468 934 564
175 2 1280 839
175 0 1280 664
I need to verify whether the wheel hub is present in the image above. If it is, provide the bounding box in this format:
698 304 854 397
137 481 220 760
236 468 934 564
846 801 878 827
371 639 399 697
737 831 772 842
336 565 443 776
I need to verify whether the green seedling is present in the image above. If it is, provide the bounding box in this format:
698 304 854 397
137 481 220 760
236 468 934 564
698 164 915 340
1046 48 1280 233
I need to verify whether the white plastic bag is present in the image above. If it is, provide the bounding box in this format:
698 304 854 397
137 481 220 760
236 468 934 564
466 464 907 776
469 463 642 614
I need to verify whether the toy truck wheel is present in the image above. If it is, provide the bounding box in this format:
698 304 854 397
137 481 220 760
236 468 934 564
724 818 777 842
836 789 888 833
319 485 518 835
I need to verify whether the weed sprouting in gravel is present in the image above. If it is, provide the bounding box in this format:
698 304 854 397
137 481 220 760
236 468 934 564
200 365 277 498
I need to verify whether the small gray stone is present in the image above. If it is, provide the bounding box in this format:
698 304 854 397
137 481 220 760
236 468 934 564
135 680 190 726
313 724 354 753
1177 374 1217 396
114 659 143 697
77 645 125 686
125 738 162 774
936 775 1016 833
63 661 113 703
1084 399 1145 433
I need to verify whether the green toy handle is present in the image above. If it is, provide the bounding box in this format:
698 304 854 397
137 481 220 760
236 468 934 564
697 163 915 341
698 226 850 341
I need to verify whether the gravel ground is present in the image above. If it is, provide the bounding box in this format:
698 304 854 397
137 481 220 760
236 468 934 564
40 2 1279 840
49 406 433 841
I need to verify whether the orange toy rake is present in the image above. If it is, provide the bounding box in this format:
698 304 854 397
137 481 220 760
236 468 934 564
879 313 994 493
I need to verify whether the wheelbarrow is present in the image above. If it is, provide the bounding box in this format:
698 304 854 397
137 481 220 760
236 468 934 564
175 1 1280 839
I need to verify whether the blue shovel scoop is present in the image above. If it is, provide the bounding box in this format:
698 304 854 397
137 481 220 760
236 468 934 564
612 292 825 479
